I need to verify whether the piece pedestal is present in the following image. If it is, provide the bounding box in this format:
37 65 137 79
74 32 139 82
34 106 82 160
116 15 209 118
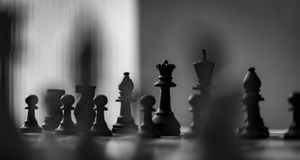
139 125 160 138
112 116 138 134
55 122 76 135
42 117 56 131
90 123 112 136
153 112 181 136
238 126 269 139
20 121 42 133
284 126 300 139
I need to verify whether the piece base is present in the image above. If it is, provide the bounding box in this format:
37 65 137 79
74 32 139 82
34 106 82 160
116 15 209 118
20 126 42 133
89 129 113 137
284 129 300 139
238 127 269 139
112 124 138 134
152 113 181 136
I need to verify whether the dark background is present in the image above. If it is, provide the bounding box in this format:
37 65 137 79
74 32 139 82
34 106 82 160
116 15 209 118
140 0 300 129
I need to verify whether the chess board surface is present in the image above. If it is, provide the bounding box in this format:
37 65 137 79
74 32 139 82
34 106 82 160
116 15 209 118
19 129 300 160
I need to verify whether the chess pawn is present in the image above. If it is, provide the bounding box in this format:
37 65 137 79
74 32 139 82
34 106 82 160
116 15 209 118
74 85 96 132
238 68 269 139
112 72 138 134
90 95 112 136
139 95 160 138
20 95 42 133
55 95 76 135
152 60 181 136
284 92 300 139
42 89 65 131
185 94 202 138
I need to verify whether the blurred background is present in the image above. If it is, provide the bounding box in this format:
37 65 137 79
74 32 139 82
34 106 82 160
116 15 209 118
1 0 300 129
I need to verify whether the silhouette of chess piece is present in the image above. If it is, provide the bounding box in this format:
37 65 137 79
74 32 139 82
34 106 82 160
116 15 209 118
152 60 181 136
193 49 214 105
20 95 42 133
55 94 76 135
185 94 202 138
284 92 300 139
90 95 112 136
112 72 138 134
74 85 96 132
42 89 65 131
238 68 269 139
139 95 160 138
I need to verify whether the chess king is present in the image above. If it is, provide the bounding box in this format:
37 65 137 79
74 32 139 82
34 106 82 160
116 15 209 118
152 60 181 136
190 49 215 136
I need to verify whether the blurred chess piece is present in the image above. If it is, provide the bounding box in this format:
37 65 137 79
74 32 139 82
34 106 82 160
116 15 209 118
74 85 96 132
193 49 214 96
139 95 160 138
90 95 112 136
285 92 300 139
55 94 76 135
42 89 65 131
238 67 269 139
20 95 42 133
185 94 202 138
152 60 181 136
112 72 138 134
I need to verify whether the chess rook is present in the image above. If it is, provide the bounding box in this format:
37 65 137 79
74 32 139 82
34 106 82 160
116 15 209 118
42 89 65 131
90 95 112 136
55 94 76 135
112 72 138 134
139 95 160 138
20 95 42 133
74 85 96 132
238 67 269 139
152 60 181 136
284 92 300 139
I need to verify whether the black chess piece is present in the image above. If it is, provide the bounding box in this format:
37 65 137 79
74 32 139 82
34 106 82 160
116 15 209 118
90 95 112 136
55 94 76 135
74 85 96 132
139 95 160 138
20 95 42 133
112 72 138 134
193 49 214 103
42 89 65 131
284 92 300 139
152 60 181 136
238 67 269 139
185 94 202 138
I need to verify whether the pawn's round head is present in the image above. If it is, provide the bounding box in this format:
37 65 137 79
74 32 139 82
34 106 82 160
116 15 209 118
140 95 156 107
25 95 38 105
188 94 201 107
61 94 75 106
288 92 300 105
94 95 108 106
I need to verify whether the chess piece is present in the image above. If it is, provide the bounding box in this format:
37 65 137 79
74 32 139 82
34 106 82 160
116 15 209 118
185 94 202 137
112 72 138 134
74 85 96 132
238 67 269 139
20 95 42 133
139 95 160 138
55 94 76 135
193 49 214 101
152 60 181 136
284 92 300 139
42 89 65 131
90 95 112 136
